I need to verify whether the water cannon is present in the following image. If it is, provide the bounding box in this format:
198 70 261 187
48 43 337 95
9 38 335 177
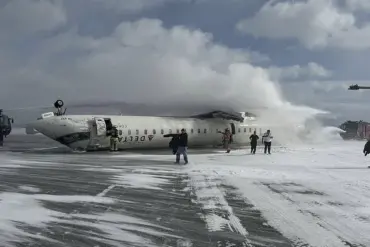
348 84 370 90
348 84 360 90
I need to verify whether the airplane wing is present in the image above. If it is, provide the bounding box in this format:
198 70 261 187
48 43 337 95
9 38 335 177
191 110 244 122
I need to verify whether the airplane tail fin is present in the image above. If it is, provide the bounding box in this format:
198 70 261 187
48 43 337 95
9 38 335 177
239 112 257 121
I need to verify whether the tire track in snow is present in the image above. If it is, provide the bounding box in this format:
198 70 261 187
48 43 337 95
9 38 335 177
230 180 353 247
187 167 253 247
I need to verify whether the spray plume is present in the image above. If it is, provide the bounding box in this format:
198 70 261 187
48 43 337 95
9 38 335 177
7 18 338 144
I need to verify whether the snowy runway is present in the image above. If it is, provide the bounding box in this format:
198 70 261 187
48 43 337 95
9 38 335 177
0 135 369 247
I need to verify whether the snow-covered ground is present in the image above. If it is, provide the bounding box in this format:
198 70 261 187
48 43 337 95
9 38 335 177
114 140 370 246
0 137 369 246
187 141 370 247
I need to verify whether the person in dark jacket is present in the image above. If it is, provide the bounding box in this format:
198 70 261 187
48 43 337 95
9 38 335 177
0 128 3 147
364 140 370 156
249 130 259 154
169 135 179 155
164 133 180 155
176 129 188 164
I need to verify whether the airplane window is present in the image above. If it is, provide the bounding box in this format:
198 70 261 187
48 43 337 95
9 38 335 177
176 129 180 134
136 129 139 135
204 129 207 133
198 129 200 133
153 129 156 134
249 128 252 133
161 129 164 134
244 128 246 133
169 129 172 134
119 130 122 135
238 128 241 133
191 129 194 134
144 129 148 135
128 130 131 135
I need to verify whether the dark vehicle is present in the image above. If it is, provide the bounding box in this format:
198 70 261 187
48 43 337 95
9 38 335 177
339 120 370 140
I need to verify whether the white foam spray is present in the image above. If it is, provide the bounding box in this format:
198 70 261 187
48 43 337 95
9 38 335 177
174 62 336 146
146 62 331 145
12 18 338 145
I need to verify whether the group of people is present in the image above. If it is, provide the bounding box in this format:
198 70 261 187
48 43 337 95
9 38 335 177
109 124 273 163
169 128 274 165
250 129 273 155
218 128 273 155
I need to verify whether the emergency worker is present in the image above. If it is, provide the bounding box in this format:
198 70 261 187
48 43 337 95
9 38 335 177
110 126 119 152
249 130 259 154
218 128 232 153
262 129 273 154
175 129 188 164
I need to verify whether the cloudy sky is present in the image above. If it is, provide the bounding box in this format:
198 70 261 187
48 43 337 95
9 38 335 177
2 0 370 125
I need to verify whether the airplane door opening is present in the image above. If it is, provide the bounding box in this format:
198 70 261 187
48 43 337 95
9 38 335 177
230 123 236 135
104 118 113 135
94 117 107 136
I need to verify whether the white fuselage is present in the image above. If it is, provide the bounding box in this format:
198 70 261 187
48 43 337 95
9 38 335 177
27 113 268 151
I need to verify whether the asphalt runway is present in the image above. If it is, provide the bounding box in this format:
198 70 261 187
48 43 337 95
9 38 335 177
0 134 293 247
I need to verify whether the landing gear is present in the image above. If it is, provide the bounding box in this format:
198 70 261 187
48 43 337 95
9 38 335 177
53 99 66 116
54 100 64 108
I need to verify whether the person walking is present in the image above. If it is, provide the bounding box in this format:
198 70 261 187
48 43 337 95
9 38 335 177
262 129 273 154
218 128 232 153
249 130 259 154
175 129 188 164
110 126 119 152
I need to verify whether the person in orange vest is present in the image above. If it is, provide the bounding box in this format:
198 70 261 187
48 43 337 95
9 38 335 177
218 128 232 153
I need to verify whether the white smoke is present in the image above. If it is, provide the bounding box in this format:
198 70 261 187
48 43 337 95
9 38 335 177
1 17 337 144
71 24 337 146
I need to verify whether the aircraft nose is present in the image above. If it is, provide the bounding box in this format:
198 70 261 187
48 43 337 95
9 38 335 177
29 118 57 139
